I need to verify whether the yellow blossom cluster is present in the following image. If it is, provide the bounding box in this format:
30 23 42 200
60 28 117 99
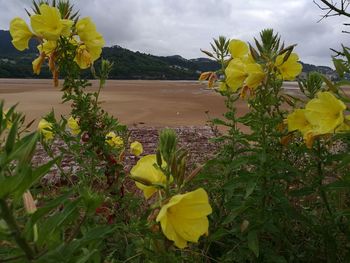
287 92 349 147
223 39 302 94
130 154 212 249
105 132 124 148
9 4 105 84
224 39 265 93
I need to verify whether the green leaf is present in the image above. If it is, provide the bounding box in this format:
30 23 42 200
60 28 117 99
223 206 249 225
321 75 337 93
5 118 18 154
245 180 257 199
78 225 116 244
14 158 58 199
333 58 347 77
37 198 81 246
324 180 350 190
211 118 229 126
26 191 72 232
336 79 350 87
289 186 314 197
76 249 98 263
7 132 38 164
247 231 259 258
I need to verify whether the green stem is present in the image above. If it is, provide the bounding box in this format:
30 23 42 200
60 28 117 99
0 199 34 260
316 140 333 217
43 142 74 186
66 211 87 243
95 81 104 107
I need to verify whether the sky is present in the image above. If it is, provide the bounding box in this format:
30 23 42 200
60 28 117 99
0 0 349 67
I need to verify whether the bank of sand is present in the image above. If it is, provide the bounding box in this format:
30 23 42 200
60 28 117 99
0 79 302 131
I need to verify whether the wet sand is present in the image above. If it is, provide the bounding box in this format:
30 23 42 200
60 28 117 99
0 79 312 132
0 79 234 130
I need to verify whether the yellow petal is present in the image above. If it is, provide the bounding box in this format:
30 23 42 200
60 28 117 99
61 19 74 37
336 115 350 132
76 17 97 42
105 131 124 148
287 109 312 134
245 63 265 89
225 58 247 92
9 17 33 51
130 141 143 156
130 155 167 199
38 119 54 141
67 116 81 135
305 92 346 134
275 53 302 80
171 216 209 243
30 4 73 41
159 214 188 248
229 39 248 59
38 41 57 55
156 188 212 248
74 45 93 69
32 54 45 75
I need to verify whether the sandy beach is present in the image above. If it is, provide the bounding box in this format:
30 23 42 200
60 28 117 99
0 79 239 129
0 79 308 131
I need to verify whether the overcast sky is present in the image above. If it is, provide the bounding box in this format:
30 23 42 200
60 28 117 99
1 0 349 67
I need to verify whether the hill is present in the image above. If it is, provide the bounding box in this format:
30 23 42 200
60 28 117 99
0 30 337 80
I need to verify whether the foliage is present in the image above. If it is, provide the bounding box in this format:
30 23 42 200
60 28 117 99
197 29 350 262
0 2 214 262
1 0 350 262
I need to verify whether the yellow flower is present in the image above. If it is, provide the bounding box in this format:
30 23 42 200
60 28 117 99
74 17 105 68
9 17 34 51
225 58 247 92
130 141 143 156
105 132 124 148
228 39 249 59
156 188 212 249
275 53 302 80
130 154 167 199
305 92 346 134
74 45 93 69
30 4 73 41
38 119 53 141
38 41 57 55
245 63 265 90
32 53 46 75
67 116 81 135
76 17 99 42
287 109 312 134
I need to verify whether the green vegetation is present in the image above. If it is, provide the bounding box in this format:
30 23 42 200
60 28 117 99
0 30 337 80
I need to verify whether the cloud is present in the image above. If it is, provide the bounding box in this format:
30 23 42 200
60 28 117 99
0 0 348 66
